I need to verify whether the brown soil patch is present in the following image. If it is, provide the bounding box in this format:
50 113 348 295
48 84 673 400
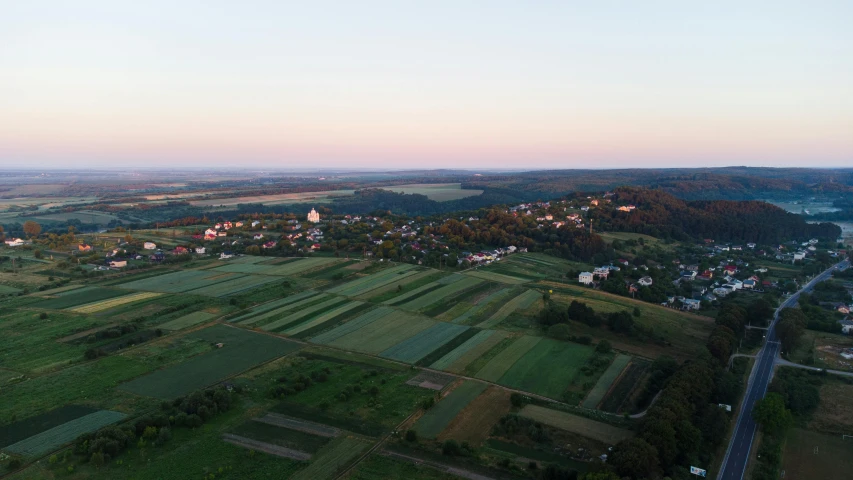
57 323 118 343
438 386 511 445
809 383 853 435
222 434 312 460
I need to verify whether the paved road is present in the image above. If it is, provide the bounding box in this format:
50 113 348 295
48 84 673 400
717 259 849 480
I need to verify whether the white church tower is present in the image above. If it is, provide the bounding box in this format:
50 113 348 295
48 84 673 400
307 208 320 223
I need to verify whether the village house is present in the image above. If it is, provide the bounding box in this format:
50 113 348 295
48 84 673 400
173 246 189 255
617 205 636 212
143 241 157 250
195 247 206 254
4 238 24 247
839 319 853 334
263 241 277 249
253 233 264 240
109 260 127 268
78 244 92 252
638 276 653 286
578 272 594 285
682 298 701 311
251 220 261 228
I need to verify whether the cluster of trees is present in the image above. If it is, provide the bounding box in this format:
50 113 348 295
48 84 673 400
592 187 841 243
706 300 774 364
73 386 233 468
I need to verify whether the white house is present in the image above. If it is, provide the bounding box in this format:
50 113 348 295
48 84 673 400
251 221 261 228
742 279 757 289
682 298 701 310
195 247 206 254
109 260 127 268
638 276 653 287
4 238 24 247
793 252 806 261
578 272 594 285
253 233 264 240
204 228 217 236
839 319 853 335
143 242 157 250
219 252 234 259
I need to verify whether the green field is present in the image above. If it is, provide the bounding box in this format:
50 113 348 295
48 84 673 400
497 339 595 399
228 290 320 322
214 257 340 276
118 270 242 293
119 325 300 399
600 359 649 413
356 270 441 300
0 284 21 295
396 276 483 311
326 264 418 297
308 307 393 344
519 405 633 444
463 269 530 285
3 410 126 457
281 300 366 336
291 436 372 480
413 381 488 438
475 335 541 382
35 287 127 310
185 274 277 297
379 183 484 201
324 311 435 355
0 405 97 449
158 311 218 331
260 297 349 332
782 428 853 480
445 331 510 374
582 354 631 409
475 289 541 328
429 330 497 371
236 292 328 326
348 453 461 480
379 323 470 363
229 420 332 454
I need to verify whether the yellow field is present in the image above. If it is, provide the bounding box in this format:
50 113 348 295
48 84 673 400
69 292 163 314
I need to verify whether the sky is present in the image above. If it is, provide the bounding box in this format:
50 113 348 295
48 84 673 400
1 1 851 170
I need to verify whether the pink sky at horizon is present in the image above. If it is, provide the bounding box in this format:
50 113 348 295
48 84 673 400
1 1 851 169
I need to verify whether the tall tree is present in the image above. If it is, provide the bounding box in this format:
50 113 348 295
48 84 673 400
752 393 792 435
22 220 41 238
776 308 807 353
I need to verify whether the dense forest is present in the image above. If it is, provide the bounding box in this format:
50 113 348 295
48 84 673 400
592 187 841 243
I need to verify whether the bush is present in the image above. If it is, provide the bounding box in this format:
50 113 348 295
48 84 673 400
405 429 418 442
39 312 48 320
422 397 435 410
510 392 526 407
7 458 22 470
442 439 461 456
595 340 612 354
155 427 172 446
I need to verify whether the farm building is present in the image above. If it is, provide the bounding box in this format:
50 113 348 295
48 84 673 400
4 238 24 247
143 242 157 249
578 272 594 284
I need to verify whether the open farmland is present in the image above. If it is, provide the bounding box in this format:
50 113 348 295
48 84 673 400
379 183 483 201
2 410 126 457
475 289 541 328
117 270 243 293
413 381 488 438
379 323 470 363
394 276 483 311
119 325 300 399
260 296 349 332
582 354 632 409
189 189 356 207
519 405 633 444
440 331 510 374
291 436 372 480
497 339 596 399
475 335 541 382
280 300 366 336
214 257 340 276
184 274 278 297
355 269 441 300
321 311 435 355
230 290 322 323
600 359 649 413
438 386 511 445
230 419 333 453
463 269 530 285
326 264 419 297
308 307 394 344
0 285 21 295
782 428 853 480
68 291 162 314
35 287 128 310
0 405 97 449
430 330 499 371
158 311 217 331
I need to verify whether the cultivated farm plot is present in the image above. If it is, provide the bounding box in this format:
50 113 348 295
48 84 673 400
0 284 21 295
35 287 128 310
475 335 541 382
438 386 511 445
260 297 349 332
430 330 499 371
600 359 649 413
449 288 515 324
379 323 470 364
68 291 163 314
463 269 529 285
281 301 366 336
158 311 218 331
413 381 488 439
519 405 633 444
326 264 418 297
475 289 541 328
395 276 484 311
0 405 97 449
222 434 313 461
185 274 277 297
2 410 126 457
440 331 510 374
379 183 484 201
324 311 435 355
497 339 595 399
214 257 340 276
119 324 300 399
230 291 322 323
291 436 372 480
29 284 84 296
356 270 440 300
117 270 242 293
308 307 394 344
582 354 632 409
